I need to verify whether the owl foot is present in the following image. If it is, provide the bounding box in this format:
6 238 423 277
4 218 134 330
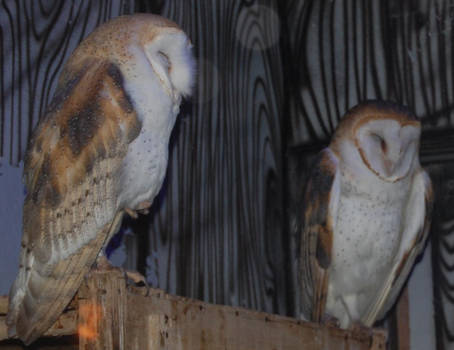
124 270 147 286
93 255 149 295
94 254 114 270
123 270 150 296
349 322 373 339
321 314 340 328
125 201 153 218
135 200 152 215
125 208 139 219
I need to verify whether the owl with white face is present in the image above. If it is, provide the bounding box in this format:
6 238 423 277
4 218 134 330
299 100 433 328
7 14 195 344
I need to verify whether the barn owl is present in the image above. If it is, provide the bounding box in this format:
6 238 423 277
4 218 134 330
299 100 433 329
7 14 195 344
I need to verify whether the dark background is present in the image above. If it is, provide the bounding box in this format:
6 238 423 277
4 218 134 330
1 1 453 349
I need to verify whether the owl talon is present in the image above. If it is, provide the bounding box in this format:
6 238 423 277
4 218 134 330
321 314 340 328
349 322 373 339
136 200 152 211
94 254 114 270
125 201 152 218
93 255 149 294
136 201 152 215
137 208 149 215
125 208 138 219
124 270 150 296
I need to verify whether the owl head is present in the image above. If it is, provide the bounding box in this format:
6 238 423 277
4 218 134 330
65 14 196 101
331 100 421 182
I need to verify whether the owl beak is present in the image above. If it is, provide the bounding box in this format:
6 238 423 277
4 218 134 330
383 158 396 176
384 143 402 176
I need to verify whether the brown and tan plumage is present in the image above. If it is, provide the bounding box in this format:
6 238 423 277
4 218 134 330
300 149 337 322
7 14 195 344
299 101 433 328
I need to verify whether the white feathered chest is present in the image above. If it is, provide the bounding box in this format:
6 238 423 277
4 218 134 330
329 164 411 295
116 46 181 210
299 101 433 330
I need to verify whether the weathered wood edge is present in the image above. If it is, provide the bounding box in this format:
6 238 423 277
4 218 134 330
0 296 78 341
0 271 387 348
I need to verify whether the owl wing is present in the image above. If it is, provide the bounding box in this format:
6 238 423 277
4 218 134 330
363 169 434 326
7 57 141 345
299 148 340 322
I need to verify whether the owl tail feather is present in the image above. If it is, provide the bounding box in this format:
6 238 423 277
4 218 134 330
5 213 123 345
6 233 104 345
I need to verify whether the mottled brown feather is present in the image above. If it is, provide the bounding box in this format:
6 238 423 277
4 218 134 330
299 149 338 322
7 57 141 345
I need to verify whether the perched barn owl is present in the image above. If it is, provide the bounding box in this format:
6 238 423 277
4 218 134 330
7 14 195 344
299 100 433 329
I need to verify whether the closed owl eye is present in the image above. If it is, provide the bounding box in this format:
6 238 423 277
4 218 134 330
371 133 387 153
157 51 170 72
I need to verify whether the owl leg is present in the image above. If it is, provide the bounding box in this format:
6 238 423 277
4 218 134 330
135 200 152 215
125 208 139 219
93 254 149 294
124 201 153 218
349 321 374 339
320 314 340 328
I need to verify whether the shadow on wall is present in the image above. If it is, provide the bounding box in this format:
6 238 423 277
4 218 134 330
0 160 24 295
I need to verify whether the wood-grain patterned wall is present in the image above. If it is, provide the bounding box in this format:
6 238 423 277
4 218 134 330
132 0 288 315
0 0 134 165
2 1 454 349
280 2 454 349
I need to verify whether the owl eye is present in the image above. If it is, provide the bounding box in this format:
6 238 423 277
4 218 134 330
157 51 171 72
371 133 387 153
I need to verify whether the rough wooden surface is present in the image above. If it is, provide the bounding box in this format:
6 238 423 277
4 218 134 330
0 297 77 342
0 270 387 349
78 269 127 349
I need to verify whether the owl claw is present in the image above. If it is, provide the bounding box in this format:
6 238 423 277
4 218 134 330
94 254 114 270
136 200 152 215
321 314 340 328
125 208 139 219
125 201 152 218
93 255 149 295
123 270 150 296
350 321 373 339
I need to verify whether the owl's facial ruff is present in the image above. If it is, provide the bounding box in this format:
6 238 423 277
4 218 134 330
142 30 195 103
354 118 420 182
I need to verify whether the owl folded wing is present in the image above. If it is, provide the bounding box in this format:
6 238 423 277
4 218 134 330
7 57 141 345
363 169 434 326
300 148 340 322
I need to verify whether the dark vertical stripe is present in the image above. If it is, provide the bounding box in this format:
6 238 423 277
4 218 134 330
0 25 3 156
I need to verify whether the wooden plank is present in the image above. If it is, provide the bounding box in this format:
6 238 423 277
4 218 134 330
79 270 387 349
0 296 77 342
77 269 127 349
395 287 410 350
1 271 387 349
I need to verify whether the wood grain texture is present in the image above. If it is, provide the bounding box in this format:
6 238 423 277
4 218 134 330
0 0 133 165
0 271 387 349
281 0 454 147
78 269 127 349
430 164 454 350
396 287 410 350
2 0 454 348
135 0 288 316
